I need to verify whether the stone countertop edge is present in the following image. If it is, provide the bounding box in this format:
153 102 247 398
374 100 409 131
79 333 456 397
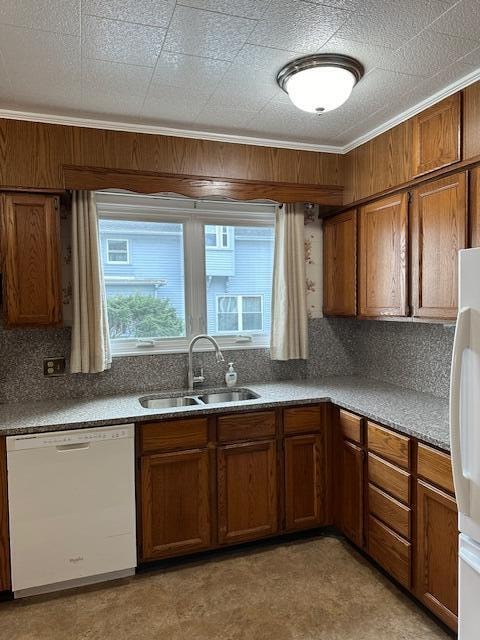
0 376 450 451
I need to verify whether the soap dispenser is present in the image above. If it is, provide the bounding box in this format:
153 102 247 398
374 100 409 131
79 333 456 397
225 362 237 388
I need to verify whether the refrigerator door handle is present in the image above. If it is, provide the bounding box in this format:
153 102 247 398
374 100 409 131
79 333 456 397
450 306 472 515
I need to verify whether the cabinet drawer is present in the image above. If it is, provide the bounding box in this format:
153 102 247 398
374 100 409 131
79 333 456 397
140 418 209 454
368 483 411 540
217 411 276 443
368 515 411 588
368 453 411 505
417 443 454 495
339 409 363 444
368 422 410 469
284 405 323 435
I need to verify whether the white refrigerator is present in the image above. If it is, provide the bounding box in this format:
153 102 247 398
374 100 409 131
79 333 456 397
450 247 480 639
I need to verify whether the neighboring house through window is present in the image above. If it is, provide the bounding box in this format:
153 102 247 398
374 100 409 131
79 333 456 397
107 238 129 264
217 295 263 333
205 225 232 249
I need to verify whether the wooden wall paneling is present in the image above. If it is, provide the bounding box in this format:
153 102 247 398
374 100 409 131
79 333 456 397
463 82 480 161
469 165 480 247
323 209 357 316
358 192 409 317
412 94 461 177
411 172 467 319
0 437 10 591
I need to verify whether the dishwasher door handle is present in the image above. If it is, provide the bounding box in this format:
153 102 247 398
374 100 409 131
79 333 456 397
56 442 90 452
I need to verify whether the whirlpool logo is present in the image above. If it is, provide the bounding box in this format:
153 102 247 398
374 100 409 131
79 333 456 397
69 556 84 564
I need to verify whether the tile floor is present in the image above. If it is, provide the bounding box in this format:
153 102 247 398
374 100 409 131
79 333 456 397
0 535 451 639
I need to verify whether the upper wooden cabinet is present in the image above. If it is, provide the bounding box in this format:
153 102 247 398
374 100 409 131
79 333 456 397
0 193 62 327
412 94 461 177
470 166 480 247
323 209 357 316
358 193 408 317
411 172 467 320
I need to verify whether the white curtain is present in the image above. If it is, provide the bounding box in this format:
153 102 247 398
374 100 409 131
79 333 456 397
270 203 308 360
70 191 112 374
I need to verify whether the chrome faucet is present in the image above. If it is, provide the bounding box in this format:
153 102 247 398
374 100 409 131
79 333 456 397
187 334 225 390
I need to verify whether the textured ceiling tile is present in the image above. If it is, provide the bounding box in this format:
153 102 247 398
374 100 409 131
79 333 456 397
178 0 271 20
319 36 396 74
0 0 80 36
247 0 351 53
82 15 166 66
234 43 297 70
195 104 259 130
378 29 479 78
163 6 256 60
82 58 153 96
83 0 176 28
335 0 454 48
144 83 213 118
458 45 480 68
81 91 145 116
430 0 480 41
152 51 231 92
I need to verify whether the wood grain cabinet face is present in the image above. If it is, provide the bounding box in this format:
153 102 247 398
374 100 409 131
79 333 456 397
285 434 325 531
217 440 277 544
339 439 364 547
323 209 357 316
0 438 10 591
140 449 211 561
469 166 480 248
412 94 461 177
0 193 62 327
411 173 467 319
415 480 458 631
358 193 408 317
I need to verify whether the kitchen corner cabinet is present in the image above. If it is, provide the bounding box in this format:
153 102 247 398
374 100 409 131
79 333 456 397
140 449 211 560
411 172 467 320
217 440 277 544
412 94 461 177
470 166 480 247
323 209 357 316
339 439 364 547
358 193 408 317
0 193 62 327
0 437 10 592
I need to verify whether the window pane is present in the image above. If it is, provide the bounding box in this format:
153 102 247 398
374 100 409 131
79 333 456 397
206 225 274 335
100 219 185 340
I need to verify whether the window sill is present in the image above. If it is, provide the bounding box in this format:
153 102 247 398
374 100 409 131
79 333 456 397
111 342 270 358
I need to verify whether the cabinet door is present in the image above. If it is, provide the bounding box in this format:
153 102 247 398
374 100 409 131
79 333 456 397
339 439 364 547
0 193 62 326
412 94 460 177
140 449 211 560
323 209 357 316
358 193 408 317
416 480 458 631
412 173 467 319
217 440 277 544
285 434 325 531
470 166 480 247
0 438 10 591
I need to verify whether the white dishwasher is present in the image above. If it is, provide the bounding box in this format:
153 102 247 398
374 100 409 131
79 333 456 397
7 424 137 598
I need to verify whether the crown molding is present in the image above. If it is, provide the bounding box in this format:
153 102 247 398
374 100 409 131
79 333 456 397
0 65 479 157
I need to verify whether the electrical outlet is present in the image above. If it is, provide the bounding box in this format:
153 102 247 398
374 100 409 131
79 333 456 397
43 357 66 377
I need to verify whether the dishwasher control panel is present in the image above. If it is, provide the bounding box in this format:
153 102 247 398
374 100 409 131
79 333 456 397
7 424 134 451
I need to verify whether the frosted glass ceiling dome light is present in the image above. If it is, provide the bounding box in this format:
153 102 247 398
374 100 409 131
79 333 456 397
277 54 364 114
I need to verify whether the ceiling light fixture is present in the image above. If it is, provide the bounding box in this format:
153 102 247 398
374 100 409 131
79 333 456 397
277 54 364 114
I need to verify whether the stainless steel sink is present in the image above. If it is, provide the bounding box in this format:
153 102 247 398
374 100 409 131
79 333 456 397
139 395 201 409
198 389 259 404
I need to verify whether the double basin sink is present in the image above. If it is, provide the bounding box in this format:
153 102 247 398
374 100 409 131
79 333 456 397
139 388 259 409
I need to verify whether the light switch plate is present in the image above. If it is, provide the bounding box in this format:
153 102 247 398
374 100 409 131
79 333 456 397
43 357 66 377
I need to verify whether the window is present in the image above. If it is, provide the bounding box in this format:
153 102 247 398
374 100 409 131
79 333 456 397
205 225 232 249
96 192 275 355
217 295 263 333
107 238 129 263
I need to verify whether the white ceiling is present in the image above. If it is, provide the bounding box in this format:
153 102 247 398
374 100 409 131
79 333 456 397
0 0 480 151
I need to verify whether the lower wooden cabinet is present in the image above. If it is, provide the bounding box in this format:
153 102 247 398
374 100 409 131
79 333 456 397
217 440 277 544
415 480 458 630
284 434 325 531
139 448 211 560
339 439 364 547
368 515 412 588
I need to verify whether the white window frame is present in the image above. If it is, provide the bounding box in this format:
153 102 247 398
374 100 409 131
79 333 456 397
205 225 233 250
215 295 264 334
96 191 275 357
106 238 130 264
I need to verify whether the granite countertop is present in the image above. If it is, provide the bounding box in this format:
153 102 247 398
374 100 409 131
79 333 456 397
0 376 450 450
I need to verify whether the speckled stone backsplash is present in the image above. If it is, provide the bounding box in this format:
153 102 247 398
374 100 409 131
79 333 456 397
0 317 453 403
